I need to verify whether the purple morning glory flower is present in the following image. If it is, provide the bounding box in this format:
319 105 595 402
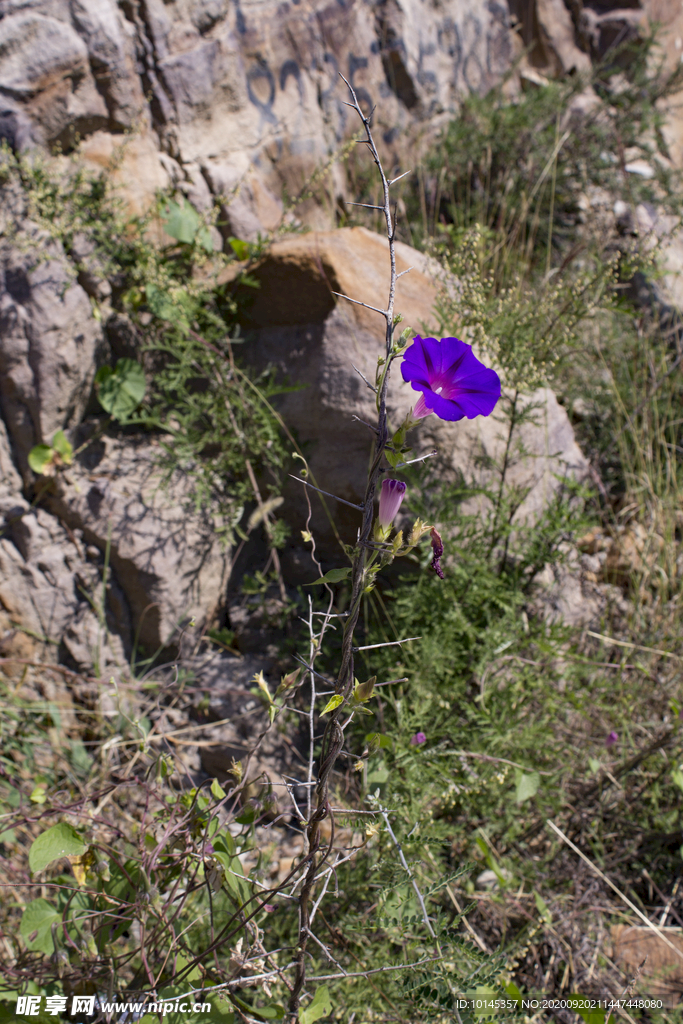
401 336 501 421
606 731 618 748
378 478 406 529
410 732 427 746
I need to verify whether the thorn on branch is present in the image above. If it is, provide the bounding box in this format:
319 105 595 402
332 290 387 316
353 637 422 651
394 448 438 468
351 415 379 434
388 169 412 186
352 364 378 393
288 474 364 511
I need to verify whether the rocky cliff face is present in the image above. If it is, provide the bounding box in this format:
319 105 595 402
0 0 514 232
0 0 678 672
1 0 680 228
0 0 518 671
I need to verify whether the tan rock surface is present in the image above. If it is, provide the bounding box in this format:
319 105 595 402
48 436 229 651
77 131 173 218
0 226 106 481
0 0 514 232
236 226 589 566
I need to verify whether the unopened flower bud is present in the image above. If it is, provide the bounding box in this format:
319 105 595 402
378 479 406 530
430 528 444 580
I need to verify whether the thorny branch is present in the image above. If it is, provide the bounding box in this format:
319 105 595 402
288 75 413 1019
0 78 436 1024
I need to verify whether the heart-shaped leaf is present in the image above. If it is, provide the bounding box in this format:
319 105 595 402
162 198 200 244
20 898 61 953
29 821 87 874
96 358 146 422
27 444 53 475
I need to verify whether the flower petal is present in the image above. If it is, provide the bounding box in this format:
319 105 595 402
401 336 501 423
418 388 466 421
412 391 432 419
442 367 501 417
401 336 442 384
439 337 473 379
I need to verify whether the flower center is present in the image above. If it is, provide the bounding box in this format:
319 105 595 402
435 386 443 394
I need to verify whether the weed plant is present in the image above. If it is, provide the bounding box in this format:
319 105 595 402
332 33 683 1021
4 33 683 1024
0 143 290 545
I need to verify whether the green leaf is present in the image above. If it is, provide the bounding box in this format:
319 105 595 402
29 821 87 873
306 567 352 586
96 358 146 422
211 778 226 801
392 423 407 448
569 994 606 1024
366 732 393 750
231 995 284 1020
161 198 200 244
235 805 255 825
504 981 523 1006
27 444 53 475
214 832 236 857
300 986 332 1024
367 763 389 786
229 237 251 261
515 769 540 804
354 676 376 702
534 890 552 924
469 986 500 1020
69 738 93 777
145 283 178 322
673 767 683 794
320 694 344 716
51 430 73 464
20 898 61 953
197 225 214 252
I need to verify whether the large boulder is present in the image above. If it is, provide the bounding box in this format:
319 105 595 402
0 0 514 232
233 227 589 568
0 226 106 481
0 12 109 149
0 415 22 514
0 503 128 666
47 435 230 652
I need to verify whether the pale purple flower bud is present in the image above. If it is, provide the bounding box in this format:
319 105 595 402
606 731 618 748
410 732 426 746
378 479 406 529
